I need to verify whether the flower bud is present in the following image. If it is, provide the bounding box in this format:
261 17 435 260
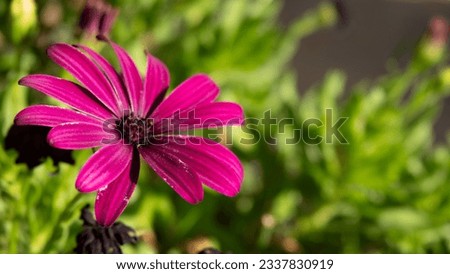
78 0 118 37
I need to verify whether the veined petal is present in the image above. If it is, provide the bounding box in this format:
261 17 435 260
47 43 122 115
139 145 203 204
15 105 102 127
19 74 113 120
101 37 143 113
149 136 243 197
48 122 116 149
154 102 244 133
141 54 170 117
95 147 140 227
76 143 133 192
77 45 130 113
150 74 219 123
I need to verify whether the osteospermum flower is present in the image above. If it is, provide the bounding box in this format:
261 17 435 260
15 38 244 226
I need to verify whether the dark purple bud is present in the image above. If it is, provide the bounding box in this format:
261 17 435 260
74 205 138 254
98 5 119 36
78 0 118 37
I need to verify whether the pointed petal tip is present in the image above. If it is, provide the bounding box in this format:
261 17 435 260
75 180 95 193
46 43 67 56
148 136 244 198
192 73 219 90
75 175 107 193
46 129 60 148
207 173 243 198
223 185 242 197
46 134 54 147
13 117 20 126
192 73 212 80
187 199 202 205
18 74 58 87
13 111 25 125
215 179 242 197
224 102 245 125
141 53 171 116
17 74 44 86
185 192 204 204
17 77 25 86
15 105 102 128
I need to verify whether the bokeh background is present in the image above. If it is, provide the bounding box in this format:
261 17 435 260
0 0 449 254
282 0 450 142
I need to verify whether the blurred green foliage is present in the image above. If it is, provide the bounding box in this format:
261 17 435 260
0 0 449 253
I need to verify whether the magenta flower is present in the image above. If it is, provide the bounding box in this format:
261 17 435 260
15 39 244 226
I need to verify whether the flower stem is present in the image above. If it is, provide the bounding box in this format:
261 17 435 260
41 192 84 254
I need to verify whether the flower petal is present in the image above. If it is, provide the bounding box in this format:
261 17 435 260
149 136 243 197
139 145 203 204
47 43 122 115
77 45 130 112
76 143 133 192
19 74 113 120
101 38 143 113
95 148 140 227
154 102 244 133
48 122 116 150
141 54 170 117
15 105 102 127
150 74 219 122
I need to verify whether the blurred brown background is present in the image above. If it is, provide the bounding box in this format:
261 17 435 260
281 0 450 142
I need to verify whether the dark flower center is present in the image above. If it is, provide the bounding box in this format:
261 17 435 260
116 112 153 145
